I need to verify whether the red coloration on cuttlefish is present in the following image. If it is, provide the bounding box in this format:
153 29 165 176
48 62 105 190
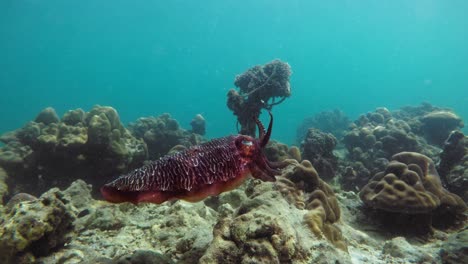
101 112 289 204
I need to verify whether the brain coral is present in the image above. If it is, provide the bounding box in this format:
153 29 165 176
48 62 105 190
359 152 466 215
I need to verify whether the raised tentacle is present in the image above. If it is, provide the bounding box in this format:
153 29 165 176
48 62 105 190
259 110 273 148
254 116 266 140
267 159 294 169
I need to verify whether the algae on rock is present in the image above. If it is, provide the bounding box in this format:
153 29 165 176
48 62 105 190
0 188 76 263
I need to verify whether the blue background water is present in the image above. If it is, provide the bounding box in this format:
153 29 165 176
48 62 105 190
1 0 467 144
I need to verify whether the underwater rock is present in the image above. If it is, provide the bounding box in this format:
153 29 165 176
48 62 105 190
381 237 434 262
301 128 338 181
0 105 147 196
0 167 8 203
128 113 203 160
190 114 206 135
296 109 351 144
440 229 468 264
421 110 464 146
62 179 93 211
0 187 75 263
359 152 467 233
27 162 458 264
34 107 60 125
4 192 37 213
114 250 174 264
49 191 218 264
438 131 468 202
227 59 291 136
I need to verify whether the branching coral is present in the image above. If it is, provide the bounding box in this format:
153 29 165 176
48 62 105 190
227 59 291 136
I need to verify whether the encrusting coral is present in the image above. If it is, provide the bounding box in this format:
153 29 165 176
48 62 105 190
227 59 291 136
359 151 466 232
0 188 76 263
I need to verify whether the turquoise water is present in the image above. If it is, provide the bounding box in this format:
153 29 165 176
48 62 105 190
1 1 467 144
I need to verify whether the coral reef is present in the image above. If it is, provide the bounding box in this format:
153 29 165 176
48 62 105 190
0 187 76 263
227 59 291 136
0 102 466 264
359 152 466 233
392 102 464 146
128 113 203 160
10 170 462 264
341 106 440 191
301 128 338 181
263 140 301 163
296 109 350 144
55 180 217 264
0 106 147 196
200 160 348 263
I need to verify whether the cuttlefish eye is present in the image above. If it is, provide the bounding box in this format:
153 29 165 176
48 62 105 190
242 140 253 146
